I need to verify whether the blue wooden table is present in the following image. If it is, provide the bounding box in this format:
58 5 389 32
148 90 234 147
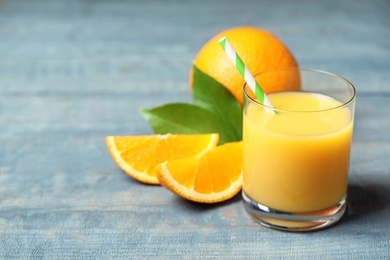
1 0 389 258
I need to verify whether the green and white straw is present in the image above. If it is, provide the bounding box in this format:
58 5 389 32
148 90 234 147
218 37 276 113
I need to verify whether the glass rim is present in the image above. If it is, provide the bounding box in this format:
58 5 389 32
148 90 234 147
244 67 356 113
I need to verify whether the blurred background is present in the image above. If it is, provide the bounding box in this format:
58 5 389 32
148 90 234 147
1 0 388 137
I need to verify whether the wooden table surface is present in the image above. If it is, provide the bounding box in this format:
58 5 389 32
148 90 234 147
1 0 389 258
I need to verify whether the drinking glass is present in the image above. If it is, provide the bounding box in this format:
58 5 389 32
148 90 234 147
242 68 356 231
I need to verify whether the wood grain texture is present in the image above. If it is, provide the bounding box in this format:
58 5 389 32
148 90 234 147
0 0 389 258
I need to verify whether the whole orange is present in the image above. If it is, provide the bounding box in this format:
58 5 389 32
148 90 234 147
190 26 300 105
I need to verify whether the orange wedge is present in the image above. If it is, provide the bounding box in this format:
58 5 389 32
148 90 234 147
105 134 219 184
157 141 243 203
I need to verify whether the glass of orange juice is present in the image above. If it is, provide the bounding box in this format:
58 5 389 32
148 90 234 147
242 68 356 231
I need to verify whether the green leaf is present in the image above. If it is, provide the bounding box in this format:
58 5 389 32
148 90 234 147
140 103 239 145
191 65 242 140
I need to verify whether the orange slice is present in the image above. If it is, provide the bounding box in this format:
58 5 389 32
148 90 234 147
157 141 243 203
105 134 219 184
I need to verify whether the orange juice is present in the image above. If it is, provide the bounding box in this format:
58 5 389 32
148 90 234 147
243 91 354 213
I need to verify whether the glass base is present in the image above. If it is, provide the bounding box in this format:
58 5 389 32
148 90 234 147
242 191 346 232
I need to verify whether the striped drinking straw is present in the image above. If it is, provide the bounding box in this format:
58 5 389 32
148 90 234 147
218 37 276 114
